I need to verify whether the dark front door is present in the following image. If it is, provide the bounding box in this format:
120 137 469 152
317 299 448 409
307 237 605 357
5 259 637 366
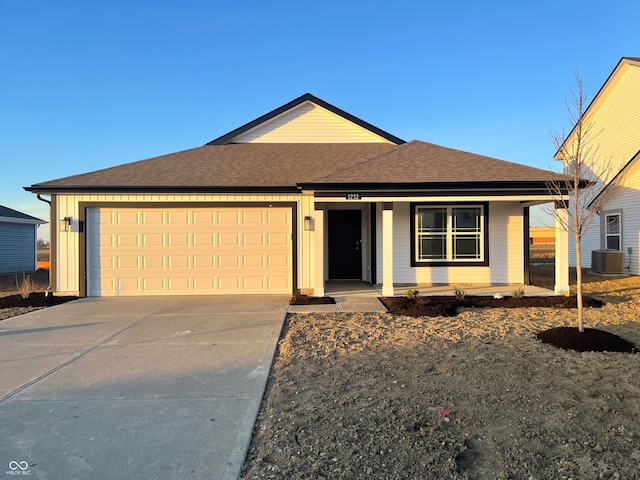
328 210 362 280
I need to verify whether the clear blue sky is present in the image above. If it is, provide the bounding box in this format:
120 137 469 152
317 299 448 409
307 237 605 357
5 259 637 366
2 0 639 240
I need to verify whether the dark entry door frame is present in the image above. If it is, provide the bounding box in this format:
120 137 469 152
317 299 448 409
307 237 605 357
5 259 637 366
328 209 362 280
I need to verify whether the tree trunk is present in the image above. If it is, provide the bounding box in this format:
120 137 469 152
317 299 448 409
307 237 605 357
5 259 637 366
575 237 584 332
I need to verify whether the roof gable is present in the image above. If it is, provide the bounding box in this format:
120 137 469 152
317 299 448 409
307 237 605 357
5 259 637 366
555 57 640 164
207 93 405 145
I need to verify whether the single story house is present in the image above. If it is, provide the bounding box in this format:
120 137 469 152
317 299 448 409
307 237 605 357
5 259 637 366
0 205 46 274
25 94 572 297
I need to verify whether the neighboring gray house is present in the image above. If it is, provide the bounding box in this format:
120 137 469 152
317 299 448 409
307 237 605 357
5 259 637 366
0 205 46 274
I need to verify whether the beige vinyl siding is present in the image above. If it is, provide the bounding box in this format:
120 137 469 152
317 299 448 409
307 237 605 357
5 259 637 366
562 63 640 181
564 63 640 269
233 102 393 144
596 163 640 274
376 202 524 285
54 193 309 295
568 221 600 269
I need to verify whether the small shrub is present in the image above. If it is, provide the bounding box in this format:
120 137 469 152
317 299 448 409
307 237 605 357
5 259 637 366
407 288 419 299
15 272 35 300
511 287 525 299
453 287 467 300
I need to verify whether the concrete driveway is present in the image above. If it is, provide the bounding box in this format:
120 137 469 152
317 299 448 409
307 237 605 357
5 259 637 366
0 295 288 479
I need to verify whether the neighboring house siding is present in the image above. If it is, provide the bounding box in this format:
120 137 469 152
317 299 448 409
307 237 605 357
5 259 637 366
568 227 600 269
0 222 37 273
233 102 392 143
376 201 524 285
569 161 640 271
597 166 640 275
55 193 307 294
579 64 640 179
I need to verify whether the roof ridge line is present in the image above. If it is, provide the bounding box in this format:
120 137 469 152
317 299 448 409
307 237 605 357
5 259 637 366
304 141 416 184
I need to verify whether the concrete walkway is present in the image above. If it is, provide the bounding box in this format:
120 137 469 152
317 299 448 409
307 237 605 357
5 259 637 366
0 295 288 480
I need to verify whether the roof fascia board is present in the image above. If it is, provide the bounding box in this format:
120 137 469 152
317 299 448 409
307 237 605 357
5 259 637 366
0 216 46 225
206 93 406 145
23 186 302 195
554 57 640 160
299 180 575 192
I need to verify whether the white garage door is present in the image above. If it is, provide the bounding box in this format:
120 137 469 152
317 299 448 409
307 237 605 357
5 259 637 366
86 206 293 296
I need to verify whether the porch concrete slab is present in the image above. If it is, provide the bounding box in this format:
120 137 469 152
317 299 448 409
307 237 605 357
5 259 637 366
287 304 338 313
393 284 556 297
336 298 388 313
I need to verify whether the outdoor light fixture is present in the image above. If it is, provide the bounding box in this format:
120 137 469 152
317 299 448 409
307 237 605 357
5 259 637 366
60 216 72 232
304 215 312 231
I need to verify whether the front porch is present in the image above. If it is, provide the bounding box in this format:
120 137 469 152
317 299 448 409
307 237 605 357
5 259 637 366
308 199 570 299
288 281 557 313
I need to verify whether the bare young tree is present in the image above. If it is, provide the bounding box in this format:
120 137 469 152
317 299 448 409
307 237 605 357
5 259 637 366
545 70 624 332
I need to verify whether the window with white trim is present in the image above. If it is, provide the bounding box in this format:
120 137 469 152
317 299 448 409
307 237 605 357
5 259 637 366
605 213 621 250
414 205 487 264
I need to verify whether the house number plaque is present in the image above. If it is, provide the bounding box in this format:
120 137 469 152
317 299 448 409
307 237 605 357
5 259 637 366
345 193 361 200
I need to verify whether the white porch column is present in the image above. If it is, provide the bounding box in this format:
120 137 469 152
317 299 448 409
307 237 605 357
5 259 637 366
555 203 570 294
382 202 394 296
314 204 325 297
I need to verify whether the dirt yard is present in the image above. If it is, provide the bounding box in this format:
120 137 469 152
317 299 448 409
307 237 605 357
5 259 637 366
241 268 640 480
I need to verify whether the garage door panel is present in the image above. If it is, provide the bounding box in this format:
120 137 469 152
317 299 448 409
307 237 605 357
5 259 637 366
244 255 264 267
168 277 190 291
143 278 165 292
218 277 240 290
243 233 264 245
117 234 139 247
218 211 239 224
193 234 215 246
117 211 139 224
268 211 289 223
218 233 239 246
168 256 190 268
243 210 264 223
167 211 190 224
193 256 215 268
87 206 292 296
268 276 289 290
168 233 190 246
143 233 164 247
267 233 289 245
143 256 164 269
117 256 139 269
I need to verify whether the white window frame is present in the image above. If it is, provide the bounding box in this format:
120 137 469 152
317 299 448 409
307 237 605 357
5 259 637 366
413 204 487 265
604 212 621 251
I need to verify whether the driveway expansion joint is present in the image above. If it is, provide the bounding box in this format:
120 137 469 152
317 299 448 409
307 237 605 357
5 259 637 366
0 311 162 404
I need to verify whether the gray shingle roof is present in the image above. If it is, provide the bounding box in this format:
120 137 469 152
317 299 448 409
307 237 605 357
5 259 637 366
26 141 569 193
0 205 46 223
307 140 570 184
27 144 397 190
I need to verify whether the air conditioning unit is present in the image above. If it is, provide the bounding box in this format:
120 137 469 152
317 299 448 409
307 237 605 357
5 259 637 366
591 250 625 274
